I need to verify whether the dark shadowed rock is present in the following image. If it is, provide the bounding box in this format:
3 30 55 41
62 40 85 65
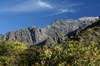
44 33 65 47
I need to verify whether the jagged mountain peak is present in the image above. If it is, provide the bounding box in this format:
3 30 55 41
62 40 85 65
29 26 35 29
78 17 99 21
3 17 99 47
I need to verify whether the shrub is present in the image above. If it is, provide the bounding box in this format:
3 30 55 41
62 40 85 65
0 40 100 66
0 40 27 66
31 40 100 66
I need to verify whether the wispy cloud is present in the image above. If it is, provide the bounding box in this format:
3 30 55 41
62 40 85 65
0 0 52 12
70 3 81 6
49 9 74 16
0 0 81 16
38 0 52 9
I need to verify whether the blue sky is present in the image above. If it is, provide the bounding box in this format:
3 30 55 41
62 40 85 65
0 0 100 34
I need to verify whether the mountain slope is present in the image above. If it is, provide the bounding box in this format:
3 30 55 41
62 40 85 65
72 19 100 47
3 17 99 46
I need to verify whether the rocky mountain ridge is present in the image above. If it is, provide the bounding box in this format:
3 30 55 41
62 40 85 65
72 18 100 45
3 17 99 47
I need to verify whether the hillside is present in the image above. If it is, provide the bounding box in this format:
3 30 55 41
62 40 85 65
71 18 100 48
3 17 99 47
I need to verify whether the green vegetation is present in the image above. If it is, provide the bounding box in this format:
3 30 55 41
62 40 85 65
0 40 27 66
0 34 4 40
0 40 100 66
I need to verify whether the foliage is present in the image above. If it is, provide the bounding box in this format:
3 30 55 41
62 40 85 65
0 40 100 66
0 34 4 40
38 40 100 66
0 40 27 66
19 46 42 66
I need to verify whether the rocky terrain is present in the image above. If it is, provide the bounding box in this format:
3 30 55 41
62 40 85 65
72 18 100 48
3 17 99 47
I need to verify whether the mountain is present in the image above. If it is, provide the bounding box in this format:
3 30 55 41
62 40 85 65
3 17 99 47
72 18 100 47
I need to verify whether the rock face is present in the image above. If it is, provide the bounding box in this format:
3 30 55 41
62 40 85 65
4 28 33 46
3 17 99 46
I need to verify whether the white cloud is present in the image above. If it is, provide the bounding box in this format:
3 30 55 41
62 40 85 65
0 0 52 12
0 0 81 16
48 9 74 16
70 3 81 6
38 0 52 9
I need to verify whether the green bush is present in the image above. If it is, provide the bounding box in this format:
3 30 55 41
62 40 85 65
0 40 100 66
0 40 27 66
19 46 42 66
38 41 100 66
19 40 100 66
